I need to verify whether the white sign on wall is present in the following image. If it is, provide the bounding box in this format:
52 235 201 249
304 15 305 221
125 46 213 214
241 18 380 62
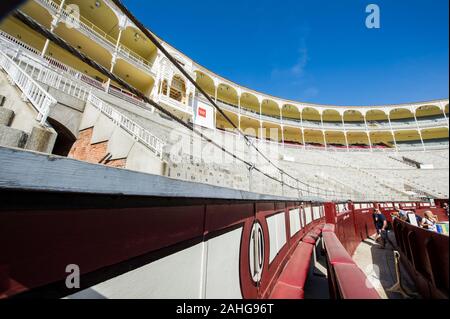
193 99 215 130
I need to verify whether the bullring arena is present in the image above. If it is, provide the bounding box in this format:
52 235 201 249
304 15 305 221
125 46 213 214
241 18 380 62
0 0 448 300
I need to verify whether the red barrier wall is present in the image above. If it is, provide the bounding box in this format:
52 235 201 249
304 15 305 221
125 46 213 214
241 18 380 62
325 201 448 257
393 219 449 299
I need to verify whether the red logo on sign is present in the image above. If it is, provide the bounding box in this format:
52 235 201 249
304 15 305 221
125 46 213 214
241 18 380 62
198 107 207 118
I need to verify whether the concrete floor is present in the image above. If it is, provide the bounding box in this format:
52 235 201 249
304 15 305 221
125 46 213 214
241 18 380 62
353 231 419 299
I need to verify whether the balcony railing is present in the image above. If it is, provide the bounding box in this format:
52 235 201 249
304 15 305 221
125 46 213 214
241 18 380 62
0 31 148 109
156 93 193 114
196 94 449 132
34 0 154 75
16 53 92 101
0 50 56 124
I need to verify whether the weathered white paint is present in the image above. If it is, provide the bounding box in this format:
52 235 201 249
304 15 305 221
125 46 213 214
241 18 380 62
305 206 313 225
205 227 243 299
313 206 321 220
289 208 301 237
267 212 287 263
68 243 204 299
0 146 307 201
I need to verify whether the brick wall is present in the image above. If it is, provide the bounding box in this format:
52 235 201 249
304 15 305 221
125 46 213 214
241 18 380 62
105 158 127 169
68 128 127 168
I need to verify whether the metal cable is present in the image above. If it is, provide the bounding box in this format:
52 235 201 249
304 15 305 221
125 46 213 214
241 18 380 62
12 10 349 199
109 0 340 195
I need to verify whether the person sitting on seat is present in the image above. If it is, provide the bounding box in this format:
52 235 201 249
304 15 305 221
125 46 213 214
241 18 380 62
373 209 388 248
420 210 438 232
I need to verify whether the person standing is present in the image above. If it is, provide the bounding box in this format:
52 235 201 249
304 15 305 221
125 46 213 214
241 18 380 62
373 208 388 248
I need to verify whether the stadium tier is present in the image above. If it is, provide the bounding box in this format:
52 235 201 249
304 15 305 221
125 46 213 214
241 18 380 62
0 0 448 301
0 0 448 201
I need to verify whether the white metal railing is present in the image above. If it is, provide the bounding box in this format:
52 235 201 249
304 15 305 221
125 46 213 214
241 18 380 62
108 85 146 108
0 31 147 108
0 50 56 124
157 93 193 114
35 0 154 74
88 93 165 158
14 51 92 101
197 94 448 132
0 31 41 56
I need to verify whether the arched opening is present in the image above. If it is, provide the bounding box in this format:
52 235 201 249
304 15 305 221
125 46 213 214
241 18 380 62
114 59 155 96
216 110 238 131
302 107 321 122
64 0 120 42
282 104 300 123
261 122 282 142
48 118 76 157
0 16 47 54
261 99 280 119
369 131 394 148
389 107 414 120
303 129 325 147
415 105 445 120
394 130 422 149
325 131 347 148
343 110 365 129
240 92 260 115
240 115 260 139
421 127 449 144
120 26 158 65
347 132 371 148
283 126 302 145
160 79 168 95
217 83 238 108
55 23 112 70
363 110 389 125
20 0 53 29
343 110 364 123
0 16 110 86
169 75 187 103
322 109 342 123
194 71 215 99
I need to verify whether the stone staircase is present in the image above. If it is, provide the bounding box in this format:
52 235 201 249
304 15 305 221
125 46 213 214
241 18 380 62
0 88 56 154
68 94 166 176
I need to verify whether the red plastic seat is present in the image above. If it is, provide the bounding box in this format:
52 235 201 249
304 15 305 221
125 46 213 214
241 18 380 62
269 242 314 299
277 242 314 290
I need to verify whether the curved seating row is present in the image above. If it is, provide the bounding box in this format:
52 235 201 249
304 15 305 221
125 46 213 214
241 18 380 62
393 219 449 299
270 224 325 299
322 228 380 299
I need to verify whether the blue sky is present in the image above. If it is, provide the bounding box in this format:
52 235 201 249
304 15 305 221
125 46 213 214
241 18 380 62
124 0 449 106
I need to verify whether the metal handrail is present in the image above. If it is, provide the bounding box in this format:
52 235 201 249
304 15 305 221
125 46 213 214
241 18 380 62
36 0 153 73
88 93 165 158
0 50 56 124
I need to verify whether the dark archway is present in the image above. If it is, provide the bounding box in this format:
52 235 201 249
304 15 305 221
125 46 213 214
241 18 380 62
48 118 76 157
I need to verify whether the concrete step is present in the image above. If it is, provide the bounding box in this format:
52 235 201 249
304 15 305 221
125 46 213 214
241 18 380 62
0 105 14 126
0 124 28 149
